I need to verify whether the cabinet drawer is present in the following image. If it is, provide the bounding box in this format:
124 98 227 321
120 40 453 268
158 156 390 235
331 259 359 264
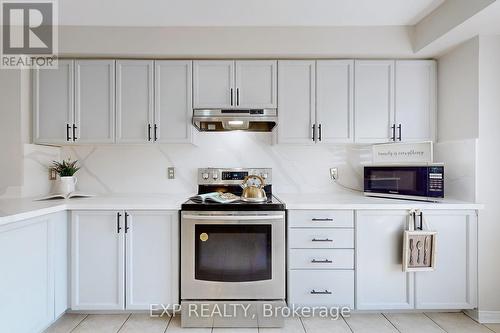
288 270 354 307
289 249 354 269
288 210 354 228
289 228 354 249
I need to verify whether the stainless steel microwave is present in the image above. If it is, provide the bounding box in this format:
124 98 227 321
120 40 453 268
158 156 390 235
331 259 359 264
364 164 444 202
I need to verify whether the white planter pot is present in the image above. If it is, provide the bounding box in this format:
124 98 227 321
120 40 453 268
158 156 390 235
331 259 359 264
53 176 77 195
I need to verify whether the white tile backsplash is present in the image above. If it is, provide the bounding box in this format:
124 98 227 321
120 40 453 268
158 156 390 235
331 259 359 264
61 132 371 195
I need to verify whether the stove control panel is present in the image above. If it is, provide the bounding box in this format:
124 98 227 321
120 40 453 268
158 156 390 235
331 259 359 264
198 168 272 185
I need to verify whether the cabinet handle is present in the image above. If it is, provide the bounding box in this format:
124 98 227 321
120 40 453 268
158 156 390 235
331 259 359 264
312 218 333 222
66 124 71 141
117 212 122 233
312 238 333 242
72 124 77 141
310 289 332 295
391 124 396 141
236 88 240 106
311 259 333 264
148 124 152 141
318 124 322 142
230 88 233 106
154 124 158 141
312 124 316 142
124 212 129 233
398 124 402 141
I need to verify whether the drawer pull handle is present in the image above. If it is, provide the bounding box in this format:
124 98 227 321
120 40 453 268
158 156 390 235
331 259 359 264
311 259 333 263
312 218 333 222
312 238 333 242
311 289 332 295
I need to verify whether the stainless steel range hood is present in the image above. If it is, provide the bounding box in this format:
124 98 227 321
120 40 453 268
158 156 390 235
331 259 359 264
192 109 277 132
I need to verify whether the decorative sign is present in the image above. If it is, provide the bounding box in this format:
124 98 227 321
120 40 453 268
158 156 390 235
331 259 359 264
372 141 433 164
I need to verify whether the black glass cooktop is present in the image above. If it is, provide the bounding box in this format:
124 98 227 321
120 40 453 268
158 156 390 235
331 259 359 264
181 194 285 211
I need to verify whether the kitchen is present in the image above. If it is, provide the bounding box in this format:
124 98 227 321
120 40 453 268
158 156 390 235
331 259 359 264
1 1 500 333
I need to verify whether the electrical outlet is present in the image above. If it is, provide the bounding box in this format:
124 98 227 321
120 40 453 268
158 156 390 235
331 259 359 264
330 168 338 181
49 167 57 180
167 167 175 179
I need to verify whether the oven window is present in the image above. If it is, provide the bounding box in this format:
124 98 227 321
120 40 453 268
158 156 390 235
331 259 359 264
195 224 272 282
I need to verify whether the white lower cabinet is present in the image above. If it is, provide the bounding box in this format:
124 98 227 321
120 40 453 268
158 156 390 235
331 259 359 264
71 210 179 311
356 210 414 310
414 210 477 309
126 211 179 310
71 211 125 310
287 210 355 308
0 211 68 333
356 210 478 310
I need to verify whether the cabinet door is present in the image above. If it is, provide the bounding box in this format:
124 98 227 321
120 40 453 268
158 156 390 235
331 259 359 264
155 60 193 143
71 211 125 310
75 60 115 143
125 211 179 310
116 60 154 143
193 60 234 108
0 217 54 333
33 59 74 144
277 61 316 144
235 60 277 108
354 60 395 143
395 60 436 142
316 60 354 143
415 211 477 309
356 210 414 310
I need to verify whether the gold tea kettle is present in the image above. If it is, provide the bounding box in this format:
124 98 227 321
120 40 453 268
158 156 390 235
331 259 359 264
240 175 267 203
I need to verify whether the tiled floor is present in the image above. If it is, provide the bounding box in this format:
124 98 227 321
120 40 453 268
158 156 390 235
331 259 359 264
44 312 500 333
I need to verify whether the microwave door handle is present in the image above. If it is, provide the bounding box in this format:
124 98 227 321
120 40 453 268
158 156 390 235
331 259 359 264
182 214 284 221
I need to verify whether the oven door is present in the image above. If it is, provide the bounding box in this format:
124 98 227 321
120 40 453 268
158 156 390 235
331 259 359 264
181 211 285 300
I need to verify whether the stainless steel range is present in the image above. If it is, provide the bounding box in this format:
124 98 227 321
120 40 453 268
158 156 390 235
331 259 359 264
180 168 286 328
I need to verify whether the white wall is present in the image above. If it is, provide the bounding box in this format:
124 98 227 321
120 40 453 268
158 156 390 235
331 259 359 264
437 37 479 142
0 70 23 194
437 35 500 318
60 134 370 196
476 35 500 316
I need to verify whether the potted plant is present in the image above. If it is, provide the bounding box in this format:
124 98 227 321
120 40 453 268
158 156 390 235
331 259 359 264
52 158 80 194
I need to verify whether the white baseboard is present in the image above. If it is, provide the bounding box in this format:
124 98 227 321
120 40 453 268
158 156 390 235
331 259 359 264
464 309 500 323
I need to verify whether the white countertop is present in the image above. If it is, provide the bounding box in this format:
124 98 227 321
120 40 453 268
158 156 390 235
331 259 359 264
276 192 484 210
0 194 189 226
0 192 483 226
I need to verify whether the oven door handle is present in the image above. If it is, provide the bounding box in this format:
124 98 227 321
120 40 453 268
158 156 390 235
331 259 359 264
182 214 284 221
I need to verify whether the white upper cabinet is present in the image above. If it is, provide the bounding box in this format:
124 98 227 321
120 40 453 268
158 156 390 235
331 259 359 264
235 60 277 108
33 60 74 144
356 210 414 310
354 60 395 143
193 61 234 109
277 60 316 144
125 211 179 310
395 60 436 142
116 60 154 143
75 60 115 143
155 60 193 143
415 211 477 309
71 211 125 310
316 60 354 143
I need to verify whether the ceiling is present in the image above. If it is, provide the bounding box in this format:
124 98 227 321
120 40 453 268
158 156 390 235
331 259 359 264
59 0 445 27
